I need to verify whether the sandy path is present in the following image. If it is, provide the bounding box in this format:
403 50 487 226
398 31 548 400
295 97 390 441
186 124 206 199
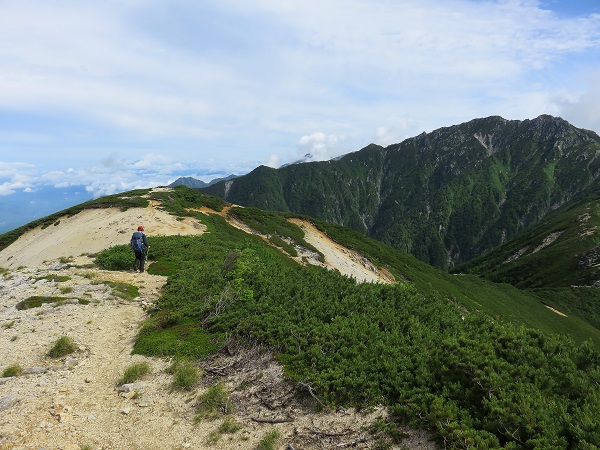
0 259 204 450
544 304 568 317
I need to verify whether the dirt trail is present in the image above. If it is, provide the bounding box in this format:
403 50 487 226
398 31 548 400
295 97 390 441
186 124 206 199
0 258 194 450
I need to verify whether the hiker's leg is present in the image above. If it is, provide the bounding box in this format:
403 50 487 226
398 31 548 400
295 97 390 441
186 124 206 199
134 251 143 271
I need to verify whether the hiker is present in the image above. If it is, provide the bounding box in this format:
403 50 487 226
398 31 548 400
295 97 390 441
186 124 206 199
131 225 150 273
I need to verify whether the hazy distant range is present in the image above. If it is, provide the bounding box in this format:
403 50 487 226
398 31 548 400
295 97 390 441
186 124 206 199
0 186 94 234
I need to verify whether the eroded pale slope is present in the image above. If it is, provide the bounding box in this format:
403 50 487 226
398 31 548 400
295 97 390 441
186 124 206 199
0 203 206 270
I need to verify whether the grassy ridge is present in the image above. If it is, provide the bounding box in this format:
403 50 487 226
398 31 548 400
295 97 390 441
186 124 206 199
94 202 600 448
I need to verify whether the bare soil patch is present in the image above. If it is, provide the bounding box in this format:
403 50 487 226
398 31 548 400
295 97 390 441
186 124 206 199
288 219 395 284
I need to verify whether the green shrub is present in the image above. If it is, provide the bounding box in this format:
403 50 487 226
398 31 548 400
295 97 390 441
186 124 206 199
256 430 280 450
47 336 77 358
170 360 199 391
130 209 600 448
2 364 23 377
218 417 242 434
195 383 230 420
119 362 151 385
95 245 134 271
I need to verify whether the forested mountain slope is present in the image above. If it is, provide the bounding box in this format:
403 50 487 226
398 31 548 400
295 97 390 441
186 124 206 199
201 115 600 270
458 198 600 289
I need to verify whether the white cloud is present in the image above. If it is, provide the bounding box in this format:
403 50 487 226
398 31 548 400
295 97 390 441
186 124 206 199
551 69 600 131
297 132 346 161
0 182 16 196
374 117 416 147
0 0 599 190
0 161 35 176
100 154 128 171
264 154 283 168
0 153 202 199
132 153 185 173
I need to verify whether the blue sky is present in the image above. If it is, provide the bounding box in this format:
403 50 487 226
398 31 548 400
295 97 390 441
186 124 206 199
1 0 600 204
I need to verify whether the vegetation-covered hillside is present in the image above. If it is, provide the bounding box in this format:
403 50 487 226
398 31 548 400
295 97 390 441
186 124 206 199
454 195 600 334
80 186 600 449
457 199 600 289
201 115 600 271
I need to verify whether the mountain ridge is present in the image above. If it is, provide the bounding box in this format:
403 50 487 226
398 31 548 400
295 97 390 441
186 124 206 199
0 188 420 449
169 174 238 189
1 185 599 448
200 114 600 270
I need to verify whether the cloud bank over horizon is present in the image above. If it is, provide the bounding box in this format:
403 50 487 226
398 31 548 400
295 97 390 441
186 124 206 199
1 0 600 203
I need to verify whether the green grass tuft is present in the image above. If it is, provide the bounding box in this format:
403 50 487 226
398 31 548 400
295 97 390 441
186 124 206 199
47 336 77 358
2 364 23 377
170 360 199 391
36 275 71 282
119 362 152 385
16 296 67 310
218 416 242 434
194 383 231 421
256 429 280 450
105 281 139 300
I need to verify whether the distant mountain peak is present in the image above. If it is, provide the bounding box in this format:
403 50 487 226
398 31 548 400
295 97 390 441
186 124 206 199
200 114 600 272
170 174 238 189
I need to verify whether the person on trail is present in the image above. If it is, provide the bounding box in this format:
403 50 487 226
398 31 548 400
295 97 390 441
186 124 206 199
131 225 150 273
